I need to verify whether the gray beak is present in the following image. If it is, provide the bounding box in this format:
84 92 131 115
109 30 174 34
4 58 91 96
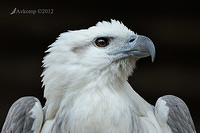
109 35 156 62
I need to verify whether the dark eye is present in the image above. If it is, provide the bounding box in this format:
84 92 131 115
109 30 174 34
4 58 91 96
95 37 109 47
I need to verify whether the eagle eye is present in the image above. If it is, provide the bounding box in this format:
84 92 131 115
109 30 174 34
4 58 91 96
95 37 109 47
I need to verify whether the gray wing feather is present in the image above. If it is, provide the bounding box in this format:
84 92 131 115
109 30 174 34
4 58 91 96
160 95 196 133
1 96 43 133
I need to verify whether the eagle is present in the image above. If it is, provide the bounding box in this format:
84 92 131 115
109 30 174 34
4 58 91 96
2 20 196 133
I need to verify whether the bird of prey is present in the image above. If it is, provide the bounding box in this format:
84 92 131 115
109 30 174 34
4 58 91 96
2 20 196 133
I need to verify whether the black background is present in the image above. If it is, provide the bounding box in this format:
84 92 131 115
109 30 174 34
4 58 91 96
0 0 200 131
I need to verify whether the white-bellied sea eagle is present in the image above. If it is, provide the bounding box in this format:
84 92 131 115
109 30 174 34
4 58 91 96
1 20 196 133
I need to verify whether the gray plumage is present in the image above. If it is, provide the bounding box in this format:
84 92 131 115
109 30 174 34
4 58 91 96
161 95 197 133
1 97 42 133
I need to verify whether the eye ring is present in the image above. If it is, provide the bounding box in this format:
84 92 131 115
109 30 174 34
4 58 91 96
95 37 109 47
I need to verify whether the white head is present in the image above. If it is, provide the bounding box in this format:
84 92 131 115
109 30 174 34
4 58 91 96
41 20 155 118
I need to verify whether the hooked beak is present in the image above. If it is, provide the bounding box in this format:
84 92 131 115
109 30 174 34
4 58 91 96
109 35 156 62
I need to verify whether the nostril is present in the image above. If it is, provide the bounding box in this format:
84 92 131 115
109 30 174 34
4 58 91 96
128 35 136 43
129 39 135 43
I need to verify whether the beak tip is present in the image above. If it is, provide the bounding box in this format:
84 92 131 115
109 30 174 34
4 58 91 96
146 37 156 63
136 35 156 62
151 56 155 62
151 50 156 62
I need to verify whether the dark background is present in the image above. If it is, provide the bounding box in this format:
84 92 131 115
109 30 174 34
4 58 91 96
0 0 200 132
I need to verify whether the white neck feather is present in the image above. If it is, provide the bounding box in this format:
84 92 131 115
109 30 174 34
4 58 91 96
42 57 151 121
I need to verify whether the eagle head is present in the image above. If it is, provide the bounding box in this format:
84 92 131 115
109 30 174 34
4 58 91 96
41 20 155 119
42 20 155 82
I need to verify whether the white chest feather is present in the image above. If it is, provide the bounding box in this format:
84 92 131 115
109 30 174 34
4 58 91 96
41 84 164 133
57 88 134 133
